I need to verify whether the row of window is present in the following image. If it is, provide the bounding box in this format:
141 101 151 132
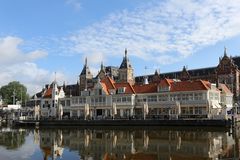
112 96 132 103
145 106 206 115
71 97 86 104
59 92 214 106
91 97 106 104
209 92 219 100
138 93 206 103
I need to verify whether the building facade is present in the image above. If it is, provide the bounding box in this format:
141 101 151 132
33 48 235 120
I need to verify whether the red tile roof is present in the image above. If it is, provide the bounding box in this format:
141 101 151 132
100 76 116 95
115 82 136 94
43 88 52 98
100 76 135 94
218 83 232 94
101 83 109 95
169 80 210 92
159 78 173 87
101 76 115 90
133 83 158 93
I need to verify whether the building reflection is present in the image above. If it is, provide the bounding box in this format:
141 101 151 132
35 127 237 160
38 129 64 160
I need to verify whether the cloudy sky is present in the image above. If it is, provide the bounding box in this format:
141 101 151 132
1 0 240 95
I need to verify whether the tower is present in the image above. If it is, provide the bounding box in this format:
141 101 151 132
97 61 106 80
216 47 239 100
79 57 93 91
50 79 58 117
118 49 134 84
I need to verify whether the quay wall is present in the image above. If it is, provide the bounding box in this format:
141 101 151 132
14 119 231 127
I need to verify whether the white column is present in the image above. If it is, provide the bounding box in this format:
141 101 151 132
70 110 72 118
120 109 123 117
130 107 134 117
77 110 80 118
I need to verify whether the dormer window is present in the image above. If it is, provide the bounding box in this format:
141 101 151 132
118 87 126 94
158 86 170 92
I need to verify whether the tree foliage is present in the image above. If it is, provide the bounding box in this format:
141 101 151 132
0 81 29 105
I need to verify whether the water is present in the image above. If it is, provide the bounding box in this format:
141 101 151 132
0 125 239 160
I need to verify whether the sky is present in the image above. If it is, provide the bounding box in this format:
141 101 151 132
1 0 240 95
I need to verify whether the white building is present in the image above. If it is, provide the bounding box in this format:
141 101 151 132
40 80 65 119
56 77 233 120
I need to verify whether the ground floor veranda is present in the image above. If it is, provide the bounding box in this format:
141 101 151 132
54 104 227 120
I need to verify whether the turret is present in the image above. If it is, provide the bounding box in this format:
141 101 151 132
118 49 135 84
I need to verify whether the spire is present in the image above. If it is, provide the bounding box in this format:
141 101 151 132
224 47 227 57
80 57 92 76
54 72 57 82
85 57 87 66
183 66 186 71
101 61 104 70
119 48 131 69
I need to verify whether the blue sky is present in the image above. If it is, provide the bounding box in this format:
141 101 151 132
0 0 240 94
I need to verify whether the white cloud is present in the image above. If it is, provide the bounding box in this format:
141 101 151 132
0 36 68 95
0 36 47 65
62 0 240 65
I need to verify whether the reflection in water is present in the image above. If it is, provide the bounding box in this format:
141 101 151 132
35 127 237 160
0 127 28 150
0 126 239 160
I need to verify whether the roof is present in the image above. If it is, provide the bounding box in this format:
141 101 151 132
133 83 158 93
169 80 211 92
100 76 135 94
43 88 52 98
135 66 216 84
100 77 116 95
115 82 135 94
101 77 115 90
218 83 232 95
159 78 174 87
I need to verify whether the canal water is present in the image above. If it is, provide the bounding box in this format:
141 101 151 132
0 125 239 160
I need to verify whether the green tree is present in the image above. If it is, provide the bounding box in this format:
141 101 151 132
0 81 29 105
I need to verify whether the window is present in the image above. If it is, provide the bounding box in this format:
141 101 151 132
195 93 203 100
102 97 106 103
209 92 214 100
60 101 65 106
99 89 102 95
182 94 188 101
158 95 168 101
148 95 157 102
182 107 187 114
189 107 193 114
117 87 126 94
117 98 121 102
66 100 70 106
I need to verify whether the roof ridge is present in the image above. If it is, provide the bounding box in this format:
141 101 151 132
107 76 116 89
199 80 210 90
128 83 136 94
